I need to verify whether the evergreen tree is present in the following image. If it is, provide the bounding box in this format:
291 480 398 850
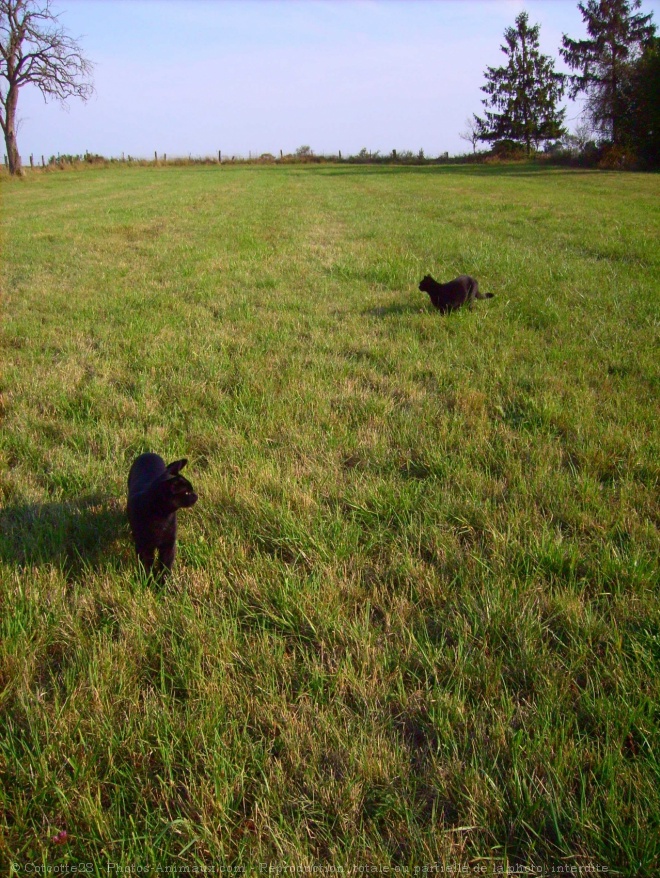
560 0 656 147
476 11 566 156
625 36 660 164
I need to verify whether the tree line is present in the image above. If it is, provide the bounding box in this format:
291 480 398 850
1 0 657 177
467 0 657 167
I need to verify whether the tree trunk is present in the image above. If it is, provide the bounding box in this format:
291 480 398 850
610 41 622 147
5 129 23 176
3 87 23 176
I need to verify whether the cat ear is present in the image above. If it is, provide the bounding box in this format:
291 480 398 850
165 459 188 478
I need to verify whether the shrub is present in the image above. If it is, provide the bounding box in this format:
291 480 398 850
598 145 638 170
490 139 527 159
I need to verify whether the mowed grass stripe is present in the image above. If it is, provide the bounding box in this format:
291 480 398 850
0 163 658 872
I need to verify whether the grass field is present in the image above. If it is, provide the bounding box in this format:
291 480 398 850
1 162 659 875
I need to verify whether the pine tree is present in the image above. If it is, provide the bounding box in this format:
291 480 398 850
476 11 566 156
625 36 660 164
560 0 656 146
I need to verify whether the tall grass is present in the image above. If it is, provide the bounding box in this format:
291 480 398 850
1 163 658 874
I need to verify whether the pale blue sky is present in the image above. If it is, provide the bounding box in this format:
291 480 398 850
13 0 659 161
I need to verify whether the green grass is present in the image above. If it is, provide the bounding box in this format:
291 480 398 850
0 162 658 874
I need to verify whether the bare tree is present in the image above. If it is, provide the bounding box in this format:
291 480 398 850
573 117 596 151
0 0 93 175
561 117 596 154
459 115 481 153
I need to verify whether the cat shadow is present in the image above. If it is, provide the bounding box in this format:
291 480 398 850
0 495 128 577
363 302 427 318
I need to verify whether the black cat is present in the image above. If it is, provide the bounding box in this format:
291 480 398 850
419 274 493 313
127 453 198 579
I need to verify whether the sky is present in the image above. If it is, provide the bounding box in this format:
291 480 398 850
11 0 660 162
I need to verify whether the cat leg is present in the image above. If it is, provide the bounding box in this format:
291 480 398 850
136 545 156 576
159 540 176 576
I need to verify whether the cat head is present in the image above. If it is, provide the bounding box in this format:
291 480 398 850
158 459 198 511
419 275 434 293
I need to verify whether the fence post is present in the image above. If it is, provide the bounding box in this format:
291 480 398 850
42 155 45 167
218 150 221 163
30 154 34 167
154 150 158 162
